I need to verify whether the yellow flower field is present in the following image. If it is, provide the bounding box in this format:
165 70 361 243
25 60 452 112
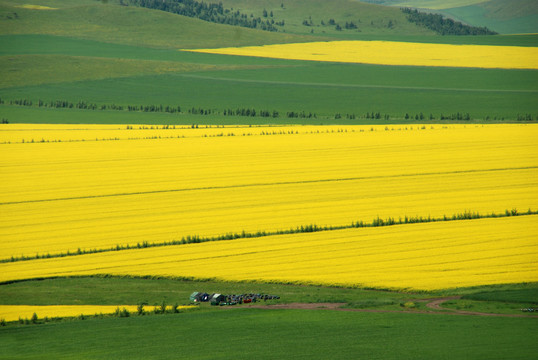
1 124 537 259
187 40 538 69
1 216 536 290
0 305 194 322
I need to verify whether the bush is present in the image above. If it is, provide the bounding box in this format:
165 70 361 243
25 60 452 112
120 308 130 317
137 303 146 316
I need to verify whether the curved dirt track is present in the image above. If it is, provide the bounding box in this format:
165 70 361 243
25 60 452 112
246 297 538 318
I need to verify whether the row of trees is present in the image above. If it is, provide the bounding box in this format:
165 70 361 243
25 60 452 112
401 8 497 35
2 98 535 122
125 0 281 31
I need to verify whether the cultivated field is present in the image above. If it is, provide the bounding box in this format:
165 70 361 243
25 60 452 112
1 124 537 290
189 40 538 69
0 305 141 322
1 1 537 357
1 215 537 290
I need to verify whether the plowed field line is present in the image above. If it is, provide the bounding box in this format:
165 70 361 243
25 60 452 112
179 74 538 93
2 165 536 205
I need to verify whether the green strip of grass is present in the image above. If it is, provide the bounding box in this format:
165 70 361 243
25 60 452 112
2 64 535 120
1 305 537 359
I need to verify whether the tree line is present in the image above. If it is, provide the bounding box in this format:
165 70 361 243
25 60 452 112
401 8 497 35
124 0 281 32
1 98 534 122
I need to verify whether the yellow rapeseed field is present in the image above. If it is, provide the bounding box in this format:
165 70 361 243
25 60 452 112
18 4 57 10
186 40 538 69
0 216 536 290
0 305 194 322
1 124 537 259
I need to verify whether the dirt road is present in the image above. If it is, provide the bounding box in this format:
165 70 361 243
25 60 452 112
246 298 538 318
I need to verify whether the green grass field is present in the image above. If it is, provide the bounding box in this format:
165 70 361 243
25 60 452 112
219 0 434 37
1 277 537 359
1 308 537 359
2 61 536 121
1 277 536 315
441 0 538 35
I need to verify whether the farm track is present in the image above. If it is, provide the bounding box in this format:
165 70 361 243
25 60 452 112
1 165 535 206
178 74 538 93
247 298 538 318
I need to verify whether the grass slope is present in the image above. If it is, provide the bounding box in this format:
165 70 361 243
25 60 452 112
2 61 536 121
1 277 537 359
1 309 537 359
360 0 487 10
220 0 434 36
0 277 418 307
442 0 538 34
0 0 318 48
0 4 536 122
0 54 262 88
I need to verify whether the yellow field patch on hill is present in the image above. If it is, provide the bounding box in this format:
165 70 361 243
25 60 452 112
18 4 56 10
187 40 538 69
0 216 536 291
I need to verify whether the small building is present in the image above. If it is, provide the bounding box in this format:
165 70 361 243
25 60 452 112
189 292 202 302
210 293 226 305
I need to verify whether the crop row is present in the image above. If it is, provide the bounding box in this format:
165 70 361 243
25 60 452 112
1 215 536 290
2 209 535 264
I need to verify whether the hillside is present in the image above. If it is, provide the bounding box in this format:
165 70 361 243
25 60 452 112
359 0 486 9
441 0 538 34
219 0 435 36
0 0 319 49
361 0 538 34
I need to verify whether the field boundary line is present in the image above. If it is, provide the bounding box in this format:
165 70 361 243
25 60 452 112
247 301 538 318
2 166 537 206
178 73 538 94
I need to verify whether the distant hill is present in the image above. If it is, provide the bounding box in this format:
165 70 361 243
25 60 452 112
441 0 538 34
358 1 486 10
0 0 318 49
217 0 436 36
360 0 538 34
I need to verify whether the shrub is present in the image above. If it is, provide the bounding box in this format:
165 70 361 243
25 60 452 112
137 303 146 316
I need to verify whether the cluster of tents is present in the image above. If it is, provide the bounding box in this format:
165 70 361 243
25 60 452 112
190 292 280 306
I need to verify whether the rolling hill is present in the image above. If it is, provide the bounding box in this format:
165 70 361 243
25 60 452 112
0 0 318 49
361 0 538 34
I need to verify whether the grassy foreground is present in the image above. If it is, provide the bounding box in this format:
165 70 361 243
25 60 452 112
1 308 537 359
0 277 537 359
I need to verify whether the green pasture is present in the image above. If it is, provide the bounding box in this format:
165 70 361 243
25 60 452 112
361 0 538 35
361 0 487 10
1 308 537 359
2 62 536 121
442 2 538 35
1 33 537 124
1 277 537 359
1 277 537 315
0 0 318 49
0 277 419 308
219 0 434 37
